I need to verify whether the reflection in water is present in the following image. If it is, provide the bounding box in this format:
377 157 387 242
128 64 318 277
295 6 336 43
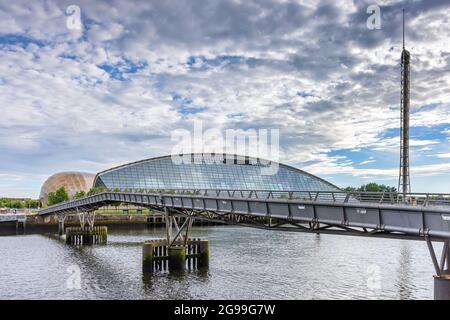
0 225 436 299
397 245 413 299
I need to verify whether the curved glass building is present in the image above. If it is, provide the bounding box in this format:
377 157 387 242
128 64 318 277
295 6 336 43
93 154 339 192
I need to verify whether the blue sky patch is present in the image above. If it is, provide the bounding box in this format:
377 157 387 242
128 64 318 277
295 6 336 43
171 93 206 115
187 55 246 71
98 58 147 80
297 91 315 98
0 34 46 48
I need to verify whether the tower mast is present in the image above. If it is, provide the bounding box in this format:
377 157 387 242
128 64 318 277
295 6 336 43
398 9 411 197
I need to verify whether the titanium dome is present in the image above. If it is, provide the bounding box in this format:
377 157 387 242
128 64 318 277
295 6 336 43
39 171 95 206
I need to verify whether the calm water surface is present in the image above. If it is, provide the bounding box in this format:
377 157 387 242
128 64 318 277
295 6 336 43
0 226 437 299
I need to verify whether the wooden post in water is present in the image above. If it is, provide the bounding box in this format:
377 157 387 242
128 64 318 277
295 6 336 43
168 246 186 271
142 242 154 273
58 220 64 236
198 240 210 269
142 238 209 274
64 226 107 246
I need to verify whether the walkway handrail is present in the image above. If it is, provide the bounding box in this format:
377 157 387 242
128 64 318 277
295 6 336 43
40 188 450 214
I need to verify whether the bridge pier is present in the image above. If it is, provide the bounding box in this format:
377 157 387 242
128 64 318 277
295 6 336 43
65 226 108 245
197 239 210 268
142 208 209 273
57 214 66 236
434 276 450 300
15 219 26 234
168 246 186 271
61 210 108 245
142 238 209 273
426 237 450 300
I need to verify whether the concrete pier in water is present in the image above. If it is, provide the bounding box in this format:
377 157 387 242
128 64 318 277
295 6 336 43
435 275 450 300
65 226 108 245
143 238 209 273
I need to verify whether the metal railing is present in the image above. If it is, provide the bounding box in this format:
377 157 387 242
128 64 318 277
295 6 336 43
0 214 27 222
57 188 450 208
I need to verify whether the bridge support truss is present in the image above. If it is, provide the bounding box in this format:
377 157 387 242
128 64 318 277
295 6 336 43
61 209 107 245
77 210 96 229
142 207 209 273
426 237 450 300
57 214 67 236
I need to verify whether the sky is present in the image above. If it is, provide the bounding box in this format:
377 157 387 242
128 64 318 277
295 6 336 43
1 0 450 198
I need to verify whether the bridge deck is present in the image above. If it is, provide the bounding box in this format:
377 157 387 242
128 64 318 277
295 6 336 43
0 215 27 223
38 190 450 240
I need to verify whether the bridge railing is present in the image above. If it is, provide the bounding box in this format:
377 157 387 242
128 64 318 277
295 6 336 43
59 188 450 208
0 214 27 222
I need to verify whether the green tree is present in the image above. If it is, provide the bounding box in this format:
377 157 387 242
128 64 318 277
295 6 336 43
86 187 108 196
87 187 99 196
0 198 39 208
344 183 397 193
74 190 86 199
24 199 40 208
9 200 24 209
343 186 357 192
47 187 69 206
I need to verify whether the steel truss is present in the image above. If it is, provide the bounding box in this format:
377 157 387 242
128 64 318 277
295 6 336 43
426 237 450 276
39 187 450 245
45 194 450 279
148 206 442 243
163 207 194 247
76 208 96 229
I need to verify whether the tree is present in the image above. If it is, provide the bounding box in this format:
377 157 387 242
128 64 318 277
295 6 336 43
74 190 86 199
343 186 357 192
0 198 39 208
87 187 99 196
47 187 69 206
344 183 397 193
24 199 40 208
0 198 8 208
86 187 107 196
9 200 24 209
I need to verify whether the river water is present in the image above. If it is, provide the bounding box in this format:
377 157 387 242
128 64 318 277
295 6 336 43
0 225 437 299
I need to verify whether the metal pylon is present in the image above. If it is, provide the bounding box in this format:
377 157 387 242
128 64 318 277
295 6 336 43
76 209 96 229
164 207 194 247
426 237 450 276
398 9 411 198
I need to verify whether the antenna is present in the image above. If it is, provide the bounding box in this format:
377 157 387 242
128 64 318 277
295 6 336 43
398 8 411 198
402 9 405 49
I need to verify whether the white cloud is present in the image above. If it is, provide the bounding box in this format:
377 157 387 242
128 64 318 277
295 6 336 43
434 153 450 159
359 159 376 165
1 0 450 196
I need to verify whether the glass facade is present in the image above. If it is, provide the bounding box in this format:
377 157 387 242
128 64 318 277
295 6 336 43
94 154 340 192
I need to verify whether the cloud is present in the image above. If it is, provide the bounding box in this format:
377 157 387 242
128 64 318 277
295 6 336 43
1 0 450 197
359 158 376 165
432 153 450 159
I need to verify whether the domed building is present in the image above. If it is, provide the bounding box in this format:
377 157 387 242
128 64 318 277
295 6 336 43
40 154 340 206
93 153 339 192
39 172 95 206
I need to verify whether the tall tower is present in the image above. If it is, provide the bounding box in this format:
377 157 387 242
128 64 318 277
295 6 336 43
398 9 411 196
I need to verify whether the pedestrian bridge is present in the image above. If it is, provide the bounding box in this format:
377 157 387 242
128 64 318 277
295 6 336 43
38 189 450 241
38 189 450 297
